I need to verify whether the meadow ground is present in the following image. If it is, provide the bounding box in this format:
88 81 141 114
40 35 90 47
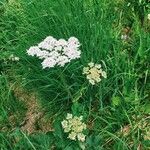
0 0 150 149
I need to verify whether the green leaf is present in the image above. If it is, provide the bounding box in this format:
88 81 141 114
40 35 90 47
141 103 150 114
53 120 63 139
112 96 121 106
71 102 83 115
86 135 101 148
72 87 86 103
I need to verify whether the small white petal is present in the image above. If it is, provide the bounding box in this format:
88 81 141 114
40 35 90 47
89 79 95 85
88 62 94 68
66 113 73 120
95 64 101 69
102 71 107 78
77 133 86 142
68 132 76 140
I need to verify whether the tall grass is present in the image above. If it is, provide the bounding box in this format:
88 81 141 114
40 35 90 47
0 0 149 149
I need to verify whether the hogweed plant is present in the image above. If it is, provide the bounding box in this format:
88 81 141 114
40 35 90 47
83 62 107 85
61 113 87 142
27 36 81 68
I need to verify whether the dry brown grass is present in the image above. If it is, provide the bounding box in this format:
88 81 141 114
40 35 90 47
10 84 53 134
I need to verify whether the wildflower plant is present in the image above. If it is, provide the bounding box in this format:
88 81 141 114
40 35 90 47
27 36 81 69
9 54 20 62
61 113 87 142
83 62 107 85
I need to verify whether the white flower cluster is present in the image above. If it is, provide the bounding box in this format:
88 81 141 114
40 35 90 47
9 54 20 61
83 62 107 85
27 36 81 69
61 113 86 142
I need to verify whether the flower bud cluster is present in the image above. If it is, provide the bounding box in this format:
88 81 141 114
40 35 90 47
83 62 107 85
61 113 86 142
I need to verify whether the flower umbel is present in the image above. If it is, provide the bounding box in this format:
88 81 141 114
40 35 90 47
83 62 107 85
27 36 81 69
61 113 86 142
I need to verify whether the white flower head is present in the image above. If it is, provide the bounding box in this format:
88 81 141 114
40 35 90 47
89 79 95 85
61 120 68 128
68 132 76 140
63 47 81 60
95 64 101 69
83 62 107 85
61 113 86 142
46 36 57 43
27 36 81 69
38 42 52 51
83 67 89 74
36 50 50 59
57 55 70 67
77 133 86 142
56 39 67 47
64 127 71 133
48 51 60 58
27 46 41 56
68 37 80 44
38 36 57 50
41 57 57 69
66 113 73 120
54 45 63 51
88 62 94 68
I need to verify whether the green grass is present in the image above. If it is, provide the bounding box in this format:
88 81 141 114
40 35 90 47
0 0 150 149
